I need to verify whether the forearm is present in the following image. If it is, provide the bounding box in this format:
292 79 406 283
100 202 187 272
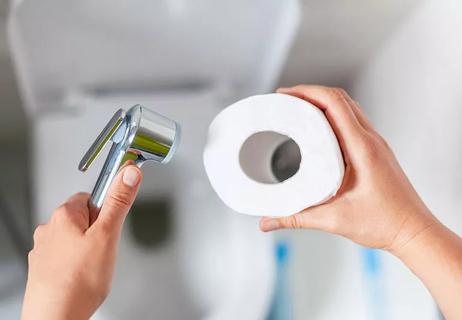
260 85 462 318
22 289 92 320
393 218 462 320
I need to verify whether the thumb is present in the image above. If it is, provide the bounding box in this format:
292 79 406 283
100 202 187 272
259 202 339 233
93 165 142 233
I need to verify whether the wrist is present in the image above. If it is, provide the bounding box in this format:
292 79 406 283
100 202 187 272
387 207 439 259
22 290 93 320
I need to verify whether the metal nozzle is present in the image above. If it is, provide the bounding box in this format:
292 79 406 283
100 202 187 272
79 105 181 210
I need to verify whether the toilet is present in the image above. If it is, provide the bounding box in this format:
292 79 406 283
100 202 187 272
7 1 300 319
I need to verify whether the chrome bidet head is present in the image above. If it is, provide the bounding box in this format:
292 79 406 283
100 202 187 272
79 105 181 210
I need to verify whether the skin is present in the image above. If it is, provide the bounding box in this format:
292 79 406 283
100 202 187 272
260 85 462 320
22 165 142 320
22 85 462 319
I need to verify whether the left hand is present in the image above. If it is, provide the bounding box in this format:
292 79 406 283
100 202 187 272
22 165 142 320
260 85 435 253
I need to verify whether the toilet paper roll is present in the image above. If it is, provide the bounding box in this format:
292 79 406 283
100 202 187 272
203 93 345 217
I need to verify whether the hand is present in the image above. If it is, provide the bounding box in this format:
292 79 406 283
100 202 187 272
260 85 462 320
22 165 143 320
260 85 437 254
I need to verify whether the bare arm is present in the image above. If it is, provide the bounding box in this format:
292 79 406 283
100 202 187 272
260 85 462 320
22 165 143 320
394 222 462 319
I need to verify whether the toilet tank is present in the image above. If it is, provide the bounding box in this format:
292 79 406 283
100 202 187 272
8 0 299 115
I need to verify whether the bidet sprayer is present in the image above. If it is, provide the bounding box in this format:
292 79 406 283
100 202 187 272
78 105 181 211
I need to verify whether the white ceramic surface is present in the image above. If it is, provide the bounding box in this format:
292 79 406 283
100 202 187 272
8 1 300 318
31 90 274 320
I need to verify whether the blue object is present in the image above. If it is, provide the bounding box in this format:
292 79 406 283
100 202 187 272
361 248 388 320
267 241 293 320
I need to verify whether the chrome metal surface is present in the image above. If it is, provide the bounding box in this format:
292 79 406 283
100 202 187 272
126 105 180 164
79 105 180 210
79 109 126 172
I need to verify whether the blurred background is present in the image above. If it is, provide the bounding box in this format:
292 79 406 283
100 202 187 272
0 0 460 319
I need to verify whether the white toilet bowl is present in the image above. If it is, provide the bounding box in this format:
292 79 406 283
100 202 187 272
8 1 299 318
32 90 275 320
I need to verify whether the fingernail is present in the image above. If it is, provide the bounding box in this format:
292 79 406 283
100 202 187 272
123 166 140 187
262 219 279 231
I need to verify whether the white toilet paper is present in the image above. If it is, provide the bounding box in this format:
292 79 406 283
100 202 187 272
203 93 345 217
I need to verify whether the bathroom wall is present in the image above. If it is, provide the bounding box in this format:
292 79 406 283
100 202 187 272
353 0 462 236
352 0 462 318
279 0 420 87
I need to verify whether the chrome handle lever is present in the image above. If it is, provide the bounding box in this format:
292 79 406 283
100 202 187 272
79 105 181 211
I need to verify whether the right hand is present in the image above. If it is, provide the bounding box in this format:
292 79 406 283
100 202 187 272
22 165 143 320
260 85 437 255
